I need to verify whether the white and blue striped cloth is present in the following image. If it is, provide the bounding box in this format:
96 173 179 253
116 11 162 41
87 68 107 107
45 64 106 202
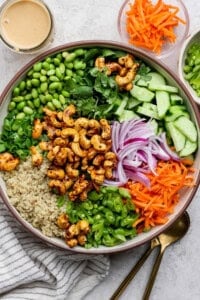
0 198 110 300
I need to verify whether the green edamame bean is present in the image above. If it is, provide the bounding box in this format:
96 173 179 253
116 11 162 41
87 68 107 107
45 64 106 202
19 81 26 91
66 69 73 77
33 98 40 108
13 87 20 96
53 57 60 66
27 100 34 109
16 112 25 119
49 63 55 70
55 68 63 79
33 62 42 72
24 94 32 101
47 102 55 110
62 51 68 58
23 106 34 115
17 127 24 136
62 90 70 97
27 69 33 77
52 98 62 109
12 121 20 131
40 82 48 92
45 57 51 63
74 60 86 70
59 63 65 74
8 101 16 111
12 96 24 102
42 61 50 70
47 69 55 76
56 53 62 60
59 94 66 104
49 75 60 82
31 78 40 87
31 88 38 99
74 48 85 56
49 82 62 91
41 69 47 75
45 94 53 101
53 93 59 99
17 101 26 111
76 70 84 76
40 75 47 82
37 106 44 114
65 52 76 62
65 62 74 69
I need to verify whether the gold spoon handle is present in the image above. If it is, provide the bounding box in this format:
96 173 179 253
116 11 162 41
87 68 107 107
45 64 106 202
110 246 154 300
142 248 165 300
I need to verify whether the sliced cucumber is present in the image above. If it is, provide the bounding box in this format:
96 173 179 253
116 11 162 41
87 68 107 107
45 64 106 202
170 94 184 105
119 110 138 122
165 111 190 122
179 139 197 157
166 122 186 152
156 90 170 119
127 97 141 109
169 105 186 114
149 119 159 134
174 116 197 142
130 85 155 102
136 71 166 87
137 105 160 120
148 83 179 93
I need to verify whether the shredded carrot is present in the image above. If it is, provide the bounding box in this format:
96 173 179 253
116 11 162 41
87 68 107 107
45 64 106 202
125 0 186 53
125 160 194 232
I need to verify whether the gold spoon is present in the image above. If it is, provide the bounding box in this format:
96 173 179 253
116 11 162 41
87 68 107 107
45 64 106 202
110 211 190 300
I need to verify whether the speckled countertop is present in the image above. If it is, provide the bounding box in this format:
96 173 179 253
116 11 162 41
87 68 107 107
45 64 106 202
0 1 200 299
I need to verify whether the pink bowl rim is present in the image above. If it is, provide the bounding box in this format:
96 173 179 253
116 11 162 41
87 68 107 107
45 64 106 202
0 40 200 254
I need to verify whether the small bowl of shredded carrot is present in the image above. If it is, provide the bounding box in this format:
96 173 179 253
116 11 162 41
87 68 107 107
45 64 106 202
117 0 189 58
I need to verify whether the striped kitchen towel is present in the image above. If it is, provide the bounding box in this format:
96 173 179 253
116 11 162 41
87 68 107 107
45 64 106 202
0 198 110 300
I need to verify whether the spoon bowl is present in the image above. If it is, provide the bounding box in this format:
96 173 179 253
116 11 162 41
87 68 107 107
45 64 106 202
111 211 190 300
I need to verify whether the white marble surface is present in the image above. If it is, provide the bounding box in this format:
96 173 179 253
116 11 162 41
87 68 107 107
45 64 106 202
0 0 200 299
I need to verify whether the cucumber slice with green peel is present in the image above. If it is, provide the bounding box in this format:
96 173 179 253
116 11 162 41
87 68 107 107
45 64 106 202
179 139 197 157
166 122 186 152
149 119 159 134
137 105 160 120
142 102 158 112
148 83 179 93
156 90 170 118
130 85 155 102
136 72 166 87
169 105 186 114
174 116 197 142
165 111 190 122
119 110 139 122
127 97 142 109
170 94 184 105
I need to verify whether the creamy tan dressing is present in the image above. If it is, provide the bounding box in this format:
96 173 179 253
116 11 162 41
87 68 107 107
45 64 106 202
0 0 52 50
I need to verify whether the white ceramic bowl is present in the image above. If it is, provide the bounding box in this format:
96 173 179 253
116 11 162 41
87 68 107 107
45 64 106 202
178 28 200 105
118 0 189 59
0 41 200 254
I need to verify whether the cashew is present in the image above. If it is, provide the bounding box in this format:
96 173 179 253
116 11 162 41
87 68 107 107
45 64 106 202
99 119 111 140
39 141 51 151
71 142 87 158
30 146 43 167
74 117 89 131
47 145 60 161
57 214 70 229
48 179 66 195
32 119 43 139
105 167 113 179
87 147 97 160
77 220 90 233
64 178 73 190
77 234 87 246
61 128 79 143
66 224 80 238
66 238 78 248
0 152 19 171
53 137 68 147
65 163 79 178
105 62 122 75
91 135 107 152
47 167 65 180
118 54 134 68
95 57 106 69
79 129 91 149
115 68 136 86
93 154 105 166
63 104 76 127
53 147 68 166
68 175 90 201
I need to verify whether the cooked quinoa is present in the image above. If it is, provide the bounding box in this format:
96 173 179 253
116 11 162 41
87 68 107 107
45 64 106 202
1 157 65 238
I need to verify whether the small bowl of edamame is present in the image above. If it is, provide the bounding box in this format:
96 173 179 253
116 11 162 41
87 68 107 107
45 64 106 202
178 27 200 105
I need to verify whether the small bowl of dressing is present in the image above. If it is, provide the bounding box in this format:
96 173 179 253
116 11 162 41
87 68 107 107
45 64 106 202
0 0 54 54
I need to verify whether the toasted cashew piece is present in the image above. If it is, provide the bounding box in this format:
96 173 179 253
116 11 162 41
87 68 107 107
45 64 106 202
105 167 113 179
91 135 107 152
93 154 104 166
74 117 89 131
54 147 69 166
63 104 76 127
39 141 52 151
79 129 91 150
61 128 79 143
0 152 19 171
64 177 73 190
57 214 70 229
48 179 66 195
30 146 43 167
118 54 134 68
47 145 60 161
99 119 111 140
47 168 65 180
71 142 87 157
32 119 43 139
53 137 68 147
65 163 79 178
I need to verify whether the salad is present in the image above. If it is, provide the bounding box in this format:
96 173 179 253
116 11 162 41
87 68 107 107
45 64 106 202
0 46 197 249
